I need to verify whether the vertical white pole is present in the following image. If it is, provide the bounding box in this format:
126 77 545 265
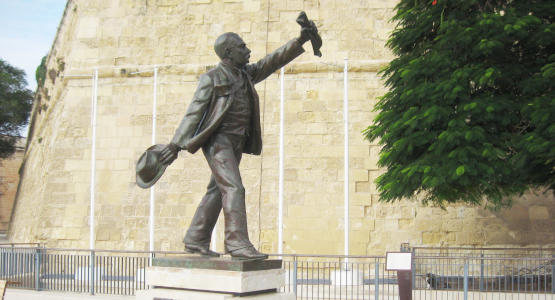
278 67 285 255
343 58 349 263
210 223 217 252
90 68 98 250
149 67 158 257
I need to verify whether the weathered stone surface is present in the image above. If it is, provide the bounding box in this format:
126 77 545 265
0 139 25 233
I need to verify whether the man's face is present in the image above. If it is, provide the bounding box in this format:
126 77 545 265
227 36 251 67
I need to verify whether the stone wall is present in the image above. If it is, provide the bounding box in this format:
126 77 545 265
8 0 555 254
0 139 25 233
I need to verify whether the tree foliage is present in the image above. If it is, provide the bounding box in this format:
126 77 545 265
364 0 554 208
0 59 33 158
36 55 47 88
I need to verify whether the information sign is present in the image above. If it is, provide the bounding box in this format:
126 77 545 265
385 252 412 271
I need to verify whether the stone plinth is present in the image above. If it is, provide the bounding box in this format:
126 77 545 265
136 257 294 300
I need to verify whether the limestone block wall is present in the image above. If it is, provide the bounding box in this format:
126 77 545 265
8 0 555 254
0 139 25 233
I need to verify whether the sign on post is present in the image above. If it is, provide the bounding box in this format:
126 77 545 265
386 252 413 300
386 252 412 271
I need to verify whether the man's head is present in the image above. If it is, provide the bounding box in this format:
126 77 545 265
214 32 251 67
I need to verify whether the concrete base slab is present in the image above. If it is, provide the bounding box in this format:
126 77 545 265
4 289 132 300
75 267 104 281
330 269 364 285
136 288 295 300
146 266 284 294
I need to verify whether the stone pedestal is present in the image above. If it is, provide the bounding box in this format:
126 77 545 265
136 257 295 300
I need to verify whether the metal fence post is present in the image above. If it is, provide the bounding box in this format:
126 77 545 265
292 259 297 296
464 262 469 300
149 251 154 267
551 254 554 294
34 247 41 291
375 262 380 300
90 250 95 295
479 253 484 291
411 248 416 290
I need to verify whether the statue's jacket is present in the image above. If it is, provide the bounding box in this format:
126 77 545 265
171 38 305 155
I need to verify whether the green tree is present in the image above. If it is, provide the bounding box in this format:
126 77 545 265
36 55 47 88
0 59 33 158
364 0 554 208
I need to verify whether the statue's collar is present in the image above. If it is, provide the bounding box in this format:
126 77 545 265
219 61 247 80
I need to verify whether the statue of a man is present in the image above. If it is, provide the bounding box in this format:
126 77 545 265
158 20 318 260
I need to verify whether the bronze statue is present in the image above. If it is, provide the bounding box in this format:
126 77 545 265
137 12 321 260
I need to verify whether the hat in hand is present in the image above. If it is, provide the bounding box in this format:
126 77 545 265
136 144 168 189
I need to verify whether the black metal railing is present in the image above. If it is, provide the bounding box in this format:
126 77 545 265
413 256 554 299
0 247 149 296
0 245 553 299
412 245 555 258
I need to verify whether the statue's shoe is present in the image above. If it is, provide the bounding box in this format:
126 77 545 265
228 246 268 260
184 244 221 257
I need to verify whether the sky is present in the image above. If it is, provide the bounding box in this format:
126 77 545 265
0 0 67 91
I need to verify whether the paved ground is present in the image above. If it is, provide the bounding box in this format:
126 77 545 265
4 289 133 299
